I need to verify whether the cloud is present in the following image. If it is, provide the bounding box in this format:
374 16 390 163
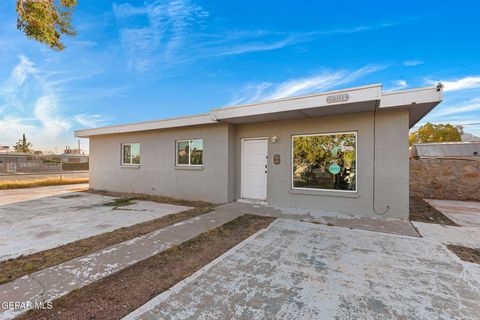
113 1 398 71
403 60 423 67
113 0 209 71
385 80 408 92
428 76 480 92
0 56 107 150
33 93 73 140
0 115 37 146
73 114 109 128
432 97 480 117
229 65 385 105
0 55 38 111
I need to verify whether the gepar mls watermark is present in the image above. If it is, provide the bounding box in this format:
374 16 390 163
1 301 53 311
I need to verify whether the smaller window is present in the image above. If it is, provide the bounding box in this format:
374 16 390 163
122 143 140 165
177 139 203 166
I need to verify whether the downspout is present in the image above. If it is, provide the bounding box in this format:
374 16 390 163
373 101 390 216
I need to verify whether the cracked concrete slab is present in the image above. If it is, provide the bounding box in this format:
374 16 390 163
218 202 419 237
125 219 480 320
0 209 244 319
425 199 480 226
0 191 192 261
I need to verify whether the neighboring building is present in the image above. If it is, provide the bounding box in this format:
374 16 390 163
410 142 480 159
60 154 89 163
75 84 443 220
0 145 10 153
462 133 480 142
0 152 33 173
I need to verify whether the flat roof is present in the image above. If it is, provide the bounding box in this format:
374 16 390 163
75 84 443 138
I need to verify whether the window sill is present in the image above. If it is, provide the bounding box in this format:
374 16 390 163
289 188 358 198
174 166 204 171
120 165 141 169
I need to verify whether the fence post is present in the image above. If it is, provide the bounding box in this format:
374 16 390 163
60 156 63 183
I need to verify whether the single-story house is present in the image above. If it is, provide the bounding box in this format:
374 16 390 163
75 84 443 220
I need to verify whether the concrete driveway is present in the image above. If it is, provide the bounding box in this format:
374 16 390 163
0 189 191 261
0 184 89 206
126 219 480 320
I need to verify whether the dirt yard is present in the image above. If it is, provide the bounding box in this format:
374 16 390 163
18 214 275 320
448 245 480 264
0 195 212 285
409 196 457 225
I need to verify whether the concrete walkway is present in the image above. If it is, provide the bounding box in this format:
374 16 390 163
0 184 89 206
0 209 243 320
218 202 420 237
425 199 480 226
413 199 480 248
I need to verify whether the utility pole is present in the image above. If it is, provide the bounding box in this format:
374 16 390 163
60 155 63 183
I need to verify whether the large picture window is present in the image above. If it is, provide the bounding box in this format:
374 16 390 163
292 132 357 191
122 143 140 165
176 139 203 166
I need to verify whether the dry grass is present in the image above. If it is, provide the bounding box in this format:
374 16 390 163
0 177 89 190
87 189 212 208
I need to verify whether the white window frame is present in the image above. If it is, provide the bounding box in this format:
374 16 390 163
291 131 358 193
176 139 204 166
121 143 141 166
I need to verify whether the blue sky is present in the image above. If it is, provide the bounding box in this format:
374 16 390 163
0 0 479 151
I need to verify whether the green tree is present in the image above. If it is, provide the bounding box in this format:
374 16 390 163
16 0 77 51
409 123 463 145
14 134 34 153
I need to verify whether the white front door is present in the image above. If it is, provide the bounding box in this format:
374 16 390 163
241 138 268 200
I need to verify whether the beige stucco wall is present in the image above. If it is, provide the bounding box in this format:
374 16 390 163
89 123 235 203
233 110 410 219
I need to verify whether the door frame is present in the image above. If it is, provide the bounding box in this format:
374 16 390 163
240 137 268 200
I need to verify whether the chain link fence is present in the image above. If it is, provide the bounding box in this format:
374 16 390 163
0 154 89 182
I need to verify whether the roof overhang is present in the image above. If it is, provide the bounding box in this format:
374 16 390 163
211 84 382 124
75 114 215 138
74 84 443 138
379 85 443 127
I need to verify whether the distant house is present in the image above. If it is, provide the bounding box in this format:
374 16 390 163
60 154 89 163
410 142 480 159
0 152 33 173
462 133 480 142
62 146 88 163
76 84 443 220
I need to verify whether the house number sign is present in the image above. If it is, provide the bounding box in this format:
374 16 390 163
273 154 281 165
327 93 349 104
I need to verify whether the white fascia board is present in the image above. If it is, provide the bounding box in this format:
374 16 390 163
75 114 215 138
211 84 382 121
380 86 443 109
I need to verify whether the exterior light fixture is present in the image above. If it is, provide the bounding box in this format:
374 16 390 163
271 136 278 144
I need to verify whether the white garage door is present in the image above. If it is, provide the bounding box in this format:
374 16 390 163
241 138 268 200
